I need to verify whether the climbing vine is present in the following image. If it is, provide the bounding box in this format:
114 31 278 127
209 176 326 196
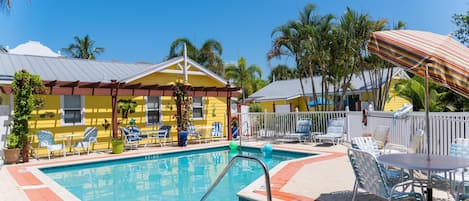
173 82 191 131
9 70 45 149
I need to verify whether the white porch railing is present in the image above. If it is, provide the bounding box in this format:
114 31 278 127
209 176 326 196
362 112 469 155
238 110 469 156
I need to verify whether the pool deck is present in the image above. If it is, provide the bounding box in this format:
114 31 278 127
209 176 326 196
0 141 453 201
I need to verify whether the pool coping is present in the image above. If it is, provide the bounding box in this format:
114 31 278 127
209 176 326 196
6 143 228 201
5 143 345 201
237 145 346 201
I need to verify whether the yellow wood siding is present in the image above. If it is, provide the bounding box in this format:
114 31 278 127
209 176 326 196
27 65 229 157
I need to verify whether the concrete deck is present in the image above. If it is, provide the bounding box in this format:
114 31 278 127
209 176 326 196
0 141 454 201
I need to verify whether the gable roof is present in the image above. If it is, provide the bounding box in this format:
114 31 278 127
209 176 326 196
248 67 408 102
0 54 228 85
119 57 227 85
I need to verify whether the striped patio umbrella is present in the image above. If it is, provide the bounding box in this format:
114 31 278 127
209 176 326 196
367 30 469 98
368 30 469 200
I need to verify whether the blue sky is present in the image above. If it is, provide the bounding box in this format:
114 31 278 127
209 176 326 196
1 0 468 79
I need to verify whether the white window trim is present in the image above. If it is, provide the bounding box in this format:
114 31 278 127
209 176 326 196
60 95 85 126
145 96 162 126
192 96 205 120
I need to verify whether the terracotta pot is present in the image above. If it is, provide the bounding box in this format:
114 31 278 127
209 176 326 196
3 148 21 164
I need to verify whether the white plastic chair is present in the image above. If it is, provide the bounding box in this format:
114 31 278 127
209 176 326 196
73 127 98 155
37 130 66 160
348 148 423 201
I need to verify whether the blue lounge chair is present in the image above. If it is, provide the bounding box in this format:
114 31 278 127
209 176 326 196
37 130 66 160
282 119 312 143
348 148 423 201
188 123 201 143
73 127 98 155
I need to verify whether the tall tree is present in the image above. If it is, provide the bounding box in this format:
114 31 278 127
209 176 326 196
267 64 296 82
268 3 318 111
335 8 374 110
168 38 224 76
62 35 105 60
360 20 406 111
225 57 262 102
0 0 11 12
0 45 7 53
453 10 469 46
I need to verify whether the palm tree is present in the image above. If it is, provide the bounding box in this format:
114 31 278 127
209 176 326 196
391 76 455 112
0 0 11 12
168 38 224 76
62 35 105 60
268 3 318 111
267 64 296 82
225 57 262 102
0 45 7 53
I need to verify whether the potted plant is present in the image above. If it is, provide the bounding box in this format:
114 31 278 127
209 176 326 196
173 82 191 146
4 70 45 164
112 99 137 154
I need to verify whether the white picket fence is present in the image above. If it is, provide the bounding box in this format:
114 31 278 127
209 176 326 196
239 111 469 155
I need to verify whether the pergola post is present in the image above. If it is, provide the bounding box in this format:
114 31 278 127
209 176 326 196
111 80 118 138
227 84 232 141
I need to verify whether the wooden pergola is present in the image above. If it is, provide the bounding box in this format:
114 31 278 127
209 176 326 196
0 79 241 140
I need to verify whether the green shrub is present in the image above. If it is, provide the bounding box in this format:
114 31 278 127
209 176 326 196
249 103 263 112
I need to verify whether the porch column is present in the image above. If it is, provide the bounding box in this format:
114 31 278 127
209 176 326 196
111 80 118 138
227 86 232 140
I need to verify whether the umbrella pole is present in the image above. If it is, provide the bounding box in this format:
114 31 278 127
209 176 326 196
425 64 433 200
424 64 430 161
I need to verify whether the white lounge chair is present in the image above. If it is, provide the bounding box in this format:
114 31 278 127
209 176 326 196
316 118 346 145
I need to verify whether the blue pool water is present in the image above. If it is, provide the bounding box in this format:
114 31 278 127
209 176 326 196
41 147 311 201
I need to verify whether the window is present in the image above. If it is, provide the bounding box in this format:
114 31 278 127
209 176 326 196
192 97 204 119
61 95 84 125
146 96 161 125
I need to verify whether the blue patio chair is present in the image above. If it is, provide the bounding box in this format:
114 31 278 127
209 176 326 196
36 130 66 160
157 125 171 146
316 118 346 145
120 127 142 150
348 148 423 201
431 141 469 200
187 123 201 143
211 122 222 137
73 127 98 155
127 125 147 139
352 137 410 187
282 119 312 143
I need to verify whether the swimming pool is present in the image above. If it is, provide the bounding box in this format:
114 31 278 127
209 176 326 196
41 146 312 201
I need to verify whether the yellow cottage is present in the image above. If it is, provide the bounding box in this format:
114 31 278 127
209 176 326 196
247 67 410 112
0 54 239 153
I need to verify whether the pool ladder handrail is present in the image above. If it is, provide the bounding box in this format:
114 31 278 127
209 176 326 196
200 155 272 201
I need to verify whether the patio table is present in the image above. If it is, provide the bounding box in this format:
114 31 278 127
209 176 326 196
194 126 213 143
143 130 168 147
377 153 469 201
60 134 79 156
